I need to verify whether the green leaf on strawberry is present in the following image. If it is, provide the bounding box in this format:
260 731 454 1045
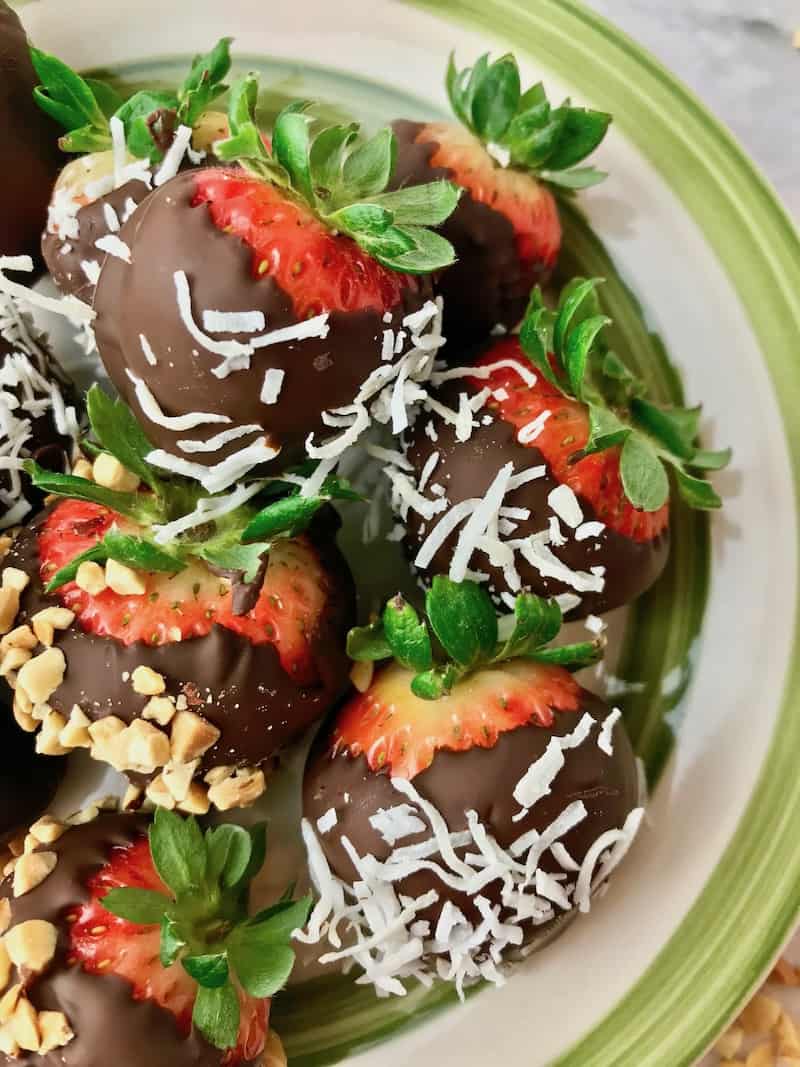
446 51 611 189
32 38 232 162
102 809 310 1051
45 531 186 592
348 578 603 700
518 277 731 512
214 73 462 274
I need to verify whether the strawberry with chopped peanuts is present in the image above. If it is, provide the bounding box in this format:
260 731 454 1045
92 72 461 474
0 808 305 1066
0 385 355 813
389 52 612 345
399 277 730 617
32 40 234 302
300 579 642 996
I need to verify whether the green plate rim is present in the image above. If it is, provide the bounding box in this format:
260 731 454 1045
404 1 800 1064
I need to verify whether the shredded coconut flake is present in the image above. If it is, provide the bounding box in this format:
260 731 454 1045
369 805 427 846
95 234 131 263
147 438 280 494
203 309 267 334
317 809 338 835
126 370 230 431
518 410 551 444
598 709 622 756
154 124 193 186
575 520 605 542
260 367 285 405
139 334 158 366
152 480 266 543
548 484 584 529
177 424 262 454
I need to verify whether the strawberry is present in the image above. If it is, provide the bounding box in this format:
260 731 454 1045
332 657 580 780
92 74 460 473
300 580 642 994
9 385 355 810
390 53 611 344
33 39 234 301
400 277 729 617
0 809 308 1065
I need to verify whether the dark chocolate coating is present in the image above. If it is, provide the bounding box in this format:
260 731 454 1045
2 507 355 780
1 815 239 1066
304 692 639 929
0 702 63 838
94 169 431 468
42 179 150 303
0 3 61 262
390 120 550 349
0 329 75 527
403 403 669 617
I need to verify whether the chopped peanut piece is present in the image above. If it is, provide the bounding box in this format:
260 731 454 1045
142 695 176 726
170 710 220 763
0 984 20 1025
745 1042 775 1067
1 569 28 594
124 719 171 774
6 837 24 860
5 920 58 974
131 665 166 696
75 560 107 595
16 648 65 705
177 782 211 815
105 559 146 596
145 774 176 811
0 1025 19 1056
716 1028 744 1059
740 995 783 1035
773 959 800 986
0 535 11 559
22 835 38 855
162 759 199 803
37 1011 74 1054
0 942 10 992
0 587 19 635
208 767 266 812
12 699 36 733
13 852 57 897
68 805 100 827
88 716 127 769
60 705 92 749
36 710 69 757
0 901 10 936
72 457 94 480
31 607 74 647
9 995 40 1051
0 646 31 676
204 765 233 786
92 453 140 492
0 626 37 654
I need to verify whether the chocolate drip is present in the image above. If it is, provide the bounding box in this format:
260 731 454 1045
94 169 431 468
0 3 61 263
403 402 669 617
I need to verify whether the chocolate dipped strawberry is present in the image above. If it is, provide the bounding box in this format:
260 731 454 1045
300 579 643 996
91 73 460 476
0 386 355 813
0 2 61 263
0 807 305 1065
32 40 233 302
396 278 730 617
390 52 611 345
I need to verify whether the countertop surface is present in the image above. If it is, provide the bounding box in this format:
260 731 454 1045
584 0 799 219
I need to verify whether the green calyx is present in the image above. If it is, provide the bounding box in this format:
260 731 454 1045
24 385 360 593
519 277 732 512
102 809 311 1051
347 576 603 700
446 51 611 189
213 74 462 274
30 37 232 161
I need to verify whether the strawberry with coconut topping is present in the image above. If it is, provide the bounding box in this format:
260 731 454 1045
32 39 234 303
399 278 731 617
390 52 611 344
301 579 642 994
92 73 461 473
2 385 356 811
0 808 304 1065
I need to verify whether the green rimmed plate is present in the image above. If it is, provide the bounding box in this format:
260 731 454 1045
20 0 800 1064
